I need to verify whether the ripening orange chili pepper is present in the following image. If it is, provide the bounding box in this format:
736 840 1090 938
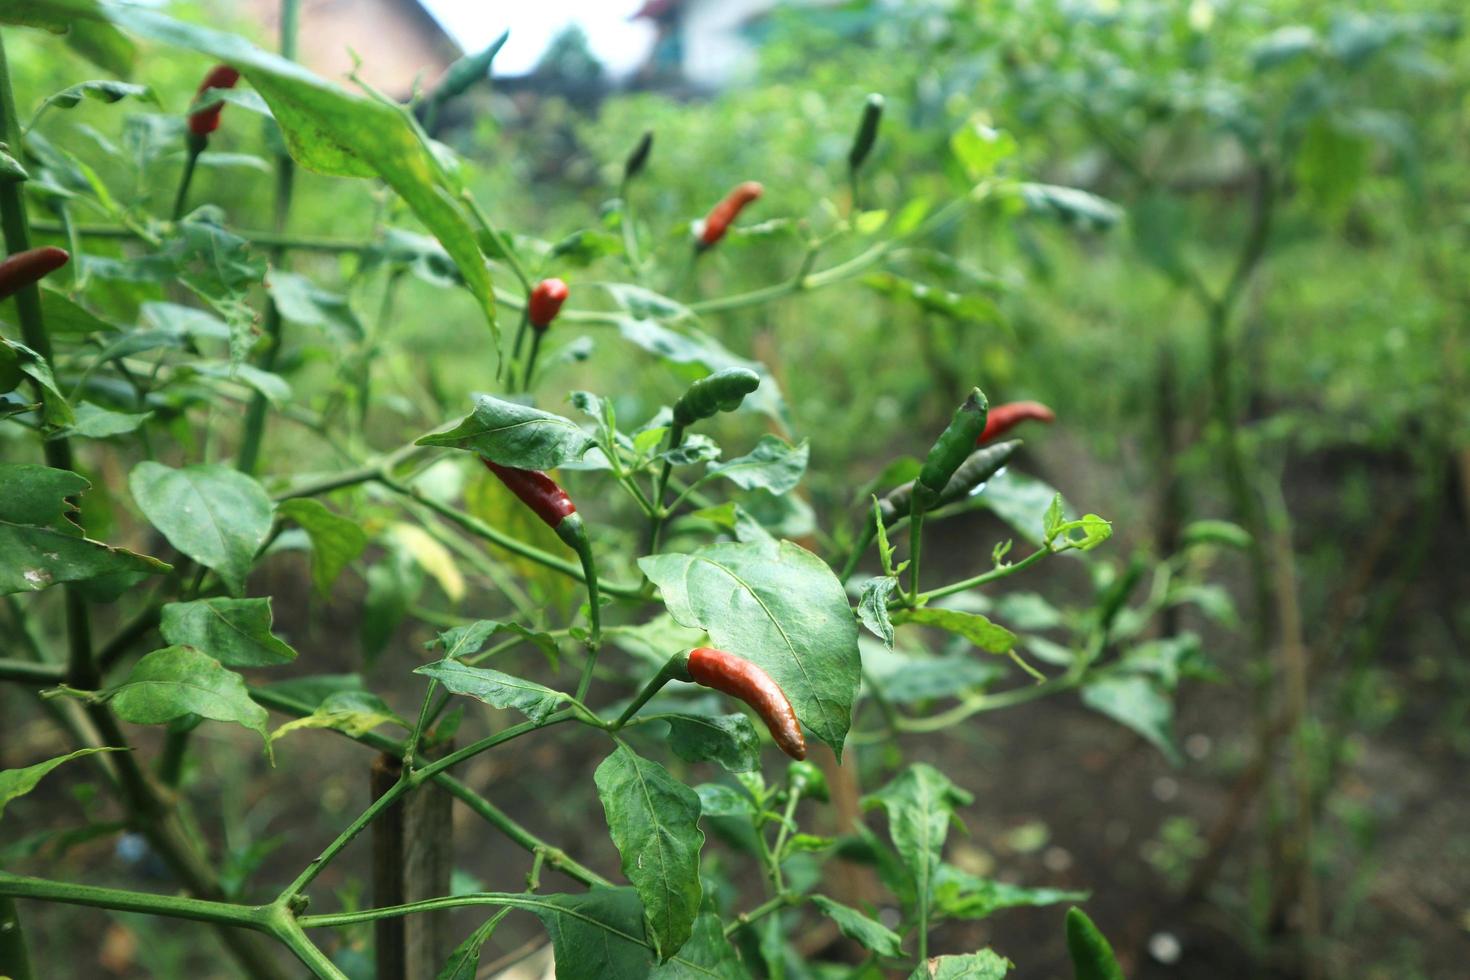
697 181 763 250
189 65 241 138
528 278 569 330
0 247 70 301
686 647 807 760
977 400 1055 444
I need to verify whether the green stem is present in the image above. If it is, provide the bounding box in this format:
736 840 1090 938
609 652 690 730
723 893 794 939
0 871 268 929
570 532 604 702
911 545 1052 604
250 687 608 886
906 506 925 605
0 896 32 980
643 420 685 568
510 307 531 360
29 221 375 255
461 190 531 293
170 137 203 221
522 328 544 391
0 658 64 684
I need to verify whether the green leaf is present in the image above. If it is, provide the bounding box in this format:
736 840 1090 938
891 607 1017 655
950 114 1017 181
29 79 156 128
414 660 567 724
129 462 273 596
932 865 1088 920
861 645 1004 704
650 909 749 978
810 895 903 958
159 597 297 667
269 690 406 745
276 498 367 597
976 469 1071 547
695 783 755 819
0 463 168 596
435 916 500 980
1080 674 1182 765
658 713 761 773
614 317 786 424
266 270 364 342
108 646 270 749
594 743 704 960
1251 25 1321 72
640 539 860 754
61 401 152 439
911 950 1012 979
417 394 595 469
0 747 121 821
1065 907 1124 980
864 764 973 906
55 1 498 344
706 436 809 495
0 0 137 76
1016 183 1122 230
524 889 653 979
858 576 899 648
424 618 559 665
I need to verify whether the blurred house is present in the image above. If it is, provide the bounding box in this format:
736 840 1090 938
239 0 461 98
630 0 784 89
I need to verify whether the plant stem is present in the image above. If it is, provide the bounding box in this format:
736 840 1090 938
0 896 32 980
521 328 543 390
722 893 794 939
570 534 603 701
911 544 1052 604
170 138 203 221
644 421 684 558
0 658 64 684
906 507 925 604
609 653 689 730
0 871 268 928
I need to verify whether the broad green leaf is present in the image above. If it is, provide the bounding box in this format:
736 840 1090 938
594 743 704 960
910 950 1012 979
858 576 899 648
864 273 1001 325
268 690 406 745
3 339 72 426
109 646 270 748
892 607 1016 655
266 270 364 342
640 539 860 753
932 865 1087 920
1065 907 1124 980
861 643 1005 704
160 597 297 667
695 783 755 819
256 673 366 709
1080 674 1182 765
361 554 419 664
1251 25 1321 72
524 889 653 979
0 0 136 76
61 401 152 439
45 1 498 344
650 910 750 978
414 660 567 724
658 713 760 773
810 895 903 957
864 764 973 907
706 436 809 495
950 114 1017 181
417 394 595 469
614 317 786 424
0 747 121 820
129 462 272 596
0 463 168 595
276 498 366 597
435 915 501 980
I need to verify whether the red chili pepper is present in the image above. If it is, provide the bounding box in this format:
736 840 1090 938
189 65 241 137
686 647 807 760
482 458 576 528
698 181 763 250
528 278 569 330
0 247 70 301
977 400 1055 444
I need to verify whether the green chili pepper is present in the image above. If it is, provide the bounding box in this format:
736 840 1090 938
786 760 828 801
848 93 885 173
671 367 761 428
623 129 653 183
878 438 1019 525
1065 907 1125 980
422 29 509 123
915 387 989 508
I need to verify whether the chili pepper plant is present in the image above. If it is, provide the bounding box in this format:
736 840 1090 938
0 4 1226 978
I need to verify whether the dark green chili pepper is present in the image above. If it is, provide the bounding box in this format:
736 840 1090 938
422 29 509 124
1065 907 1125 980
848 93 884 172
915 388 989 508
623 129 653 183
671 367 761 428
878 439 1019 525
